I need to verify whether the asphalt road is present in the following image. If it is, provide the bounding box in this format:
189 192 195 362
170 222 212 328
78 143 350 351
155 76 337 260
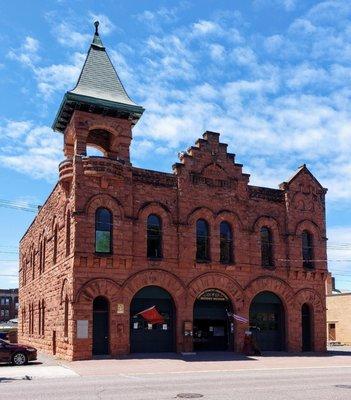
2 365 351 400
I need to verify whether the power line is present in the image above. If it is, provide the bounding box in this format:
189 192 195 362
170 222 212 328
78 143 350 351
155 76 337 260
0 199 39 213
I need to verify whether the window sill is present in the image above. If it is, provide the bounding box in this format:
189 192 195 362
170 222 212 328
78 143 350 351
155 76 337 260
147 257 163 261
196 260 211 264
262 265 275 270
94 252 113 257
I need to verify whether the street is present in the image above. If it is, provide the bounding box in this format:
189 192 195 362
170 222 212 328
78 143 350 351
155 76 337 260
2 364 351 400
1 349 351 399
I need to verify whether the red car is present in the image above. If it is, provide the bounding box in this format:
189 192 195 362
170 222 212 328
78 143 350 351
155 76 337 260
0 339 37 366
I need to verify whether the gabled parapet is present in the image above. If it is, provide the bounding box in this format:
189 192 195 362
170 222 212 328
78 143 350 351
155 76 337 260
280 164 327 213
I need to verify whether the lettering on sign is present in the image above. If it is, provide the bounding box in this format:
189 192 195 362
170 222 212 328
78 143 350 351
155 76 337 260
190 173 237 189
198 289 229 301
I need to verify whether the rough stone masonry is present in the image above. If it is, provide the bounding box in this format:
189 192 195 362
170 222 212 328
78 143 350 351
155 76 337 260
18 22 328 360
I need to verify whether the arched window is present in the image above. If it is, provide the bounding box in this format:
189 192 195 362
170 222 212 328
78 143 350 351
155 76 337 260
95 208 112 254
220 221 233 264
147 214 162 259
41 300 45 336
64 296 69 338
196 219 210 261
66 211 71 256
53 225 58 265
38 301 42 335
261 226 274 267
302 230 314 269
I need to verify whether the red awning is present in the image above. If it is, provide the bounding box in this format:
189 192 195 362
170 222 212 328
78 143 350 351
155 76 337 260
136 306 165 325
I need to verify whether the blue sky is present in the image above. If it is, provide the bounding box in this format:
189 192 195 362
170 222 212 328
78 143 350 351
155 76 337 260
0 0 351 290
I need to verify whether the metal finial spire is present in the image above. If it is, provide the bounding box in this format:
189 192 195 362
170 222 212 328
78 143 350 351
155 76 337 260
94 21 99 35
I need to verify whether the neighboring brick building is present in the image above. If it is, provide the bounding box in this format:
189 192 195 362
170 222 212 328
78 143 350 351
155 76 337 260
18 23 328 360
0 289 18 322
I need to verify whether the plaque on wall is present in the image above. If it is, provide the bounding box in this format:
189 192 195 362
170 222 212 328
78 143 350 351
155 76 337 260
77 320 88 339
117 303 125 314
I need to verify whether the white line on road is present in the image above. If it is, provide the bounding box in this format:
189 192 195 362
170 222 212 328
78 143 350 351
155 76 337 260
119 364 351 377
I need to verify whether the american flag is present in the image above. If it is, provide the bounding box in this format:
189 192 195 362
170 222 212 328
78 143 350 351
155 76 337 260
226 310 249 323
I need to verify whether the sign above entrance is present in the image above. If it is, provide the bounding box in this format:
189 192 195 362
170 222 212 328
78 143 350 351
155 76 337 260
198 289 229 302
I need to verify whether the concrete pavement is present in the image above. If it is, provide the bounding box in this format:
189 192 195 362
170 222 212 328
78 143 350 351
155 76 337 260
1 347 351 399
1 363 351 399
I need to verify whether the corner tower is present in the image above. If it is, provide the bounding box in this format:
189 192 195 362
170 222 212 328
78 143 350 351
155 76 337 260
53 21 144 163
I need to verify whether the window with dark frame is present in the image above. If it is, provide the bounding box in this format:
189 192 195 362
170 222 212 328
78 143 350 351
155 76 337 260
260 226 274 267
196 219 210 262
302 230 314 269
95 208 112 254
147 214 162 259
66 211 71 256
220 221 233 264
64 296 69 338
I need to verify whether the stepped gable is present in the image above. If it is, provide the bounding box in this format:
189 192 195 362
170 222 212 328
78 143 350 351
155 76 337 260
173 131 250 191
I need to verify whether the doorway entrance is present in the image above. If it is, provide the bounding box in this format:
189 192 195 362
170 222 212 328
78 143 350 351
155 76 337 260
93 296 109 355
249 291 285 351
130 286 175 353
301 303 313 351
193 289 233 351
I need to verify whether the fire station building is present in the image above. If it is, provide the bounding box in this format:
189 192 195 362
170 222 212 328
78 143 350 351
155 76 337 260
18 23 328 360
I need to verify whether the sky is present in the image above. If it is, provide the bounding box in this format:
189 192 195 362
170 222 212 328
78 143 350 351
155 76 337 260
0 0 351 290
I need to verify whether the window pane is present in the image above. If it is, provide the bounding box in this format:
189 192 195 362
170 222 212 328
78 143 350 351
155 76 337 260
220 222 233 263
196 219 210 261
95 208 112 253
147 215 162 258
302 230 314 269
261 227 273 267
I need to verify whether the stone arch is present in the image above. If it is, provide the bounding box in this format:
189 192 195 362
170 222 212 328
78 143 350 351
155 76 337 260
75 278 121 304
295 219 322 240
188 272 245 312
294 288 325 313
84 193 124 219
137 201 173 226
123 269 186 310
216 210 244 230
245 276 294 311
186 206 216 226
252 215 282 235
60 278 71 304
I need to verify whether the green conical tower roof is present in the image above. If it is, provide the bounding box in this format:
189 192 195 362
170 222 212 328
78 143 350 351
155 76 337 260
53 21 144 133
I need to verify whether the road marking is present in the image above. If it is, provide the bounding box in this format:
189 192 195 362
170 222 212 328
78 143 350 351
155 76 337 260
119 365 351 377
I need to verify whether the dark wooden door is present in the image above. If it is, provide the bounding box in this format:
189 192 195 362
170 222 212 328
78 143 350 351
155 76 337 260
302 304 312 351
250 292 284 351
130 286 175 353
93 297 109 355
328 323 336 341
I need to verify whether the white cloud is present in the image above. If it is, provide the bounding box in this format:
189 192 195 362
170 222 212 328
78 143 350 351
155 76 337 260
88 13 115 35
0 120 62 181
192 20 219 35
53 22 91 48
7 36 40 67
34 52 85 98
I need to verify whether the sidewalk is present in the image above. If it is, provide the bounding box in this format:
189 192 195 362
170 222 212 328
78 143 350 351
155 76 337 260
1 347 351 380
0 352 78 381
66 347 351 377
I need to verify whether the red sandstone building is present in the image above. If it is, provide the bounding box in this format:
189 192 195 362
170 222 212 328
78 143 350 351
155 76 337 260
18 23 328 360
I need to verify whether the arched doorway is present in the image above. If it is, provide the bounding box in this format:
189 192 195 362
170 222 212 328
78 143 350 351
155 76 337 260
302 303 313 351
130 286 175 353
193 289 233 351
249 291 285 351
93 296 109 355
